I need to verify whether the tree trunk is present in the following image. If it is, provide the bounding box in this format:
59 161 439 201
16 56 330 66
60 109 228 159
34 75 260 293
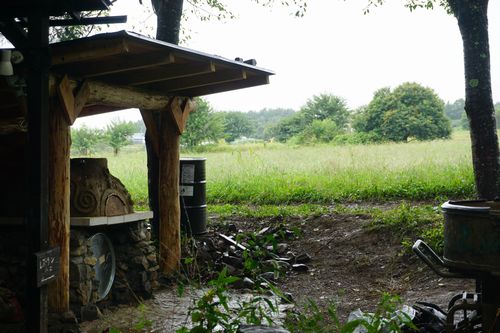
151 0 184 45
449 0 499 199
144 0 184 267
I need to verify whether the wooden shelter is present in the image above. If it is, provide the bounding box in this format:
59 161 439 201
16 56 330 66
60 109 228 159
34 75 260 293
0 22 273 332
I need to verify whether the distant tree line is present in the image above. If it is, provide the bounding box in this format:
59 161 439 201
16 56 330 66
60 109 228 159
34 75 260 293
71 82 500 153
268 82 453 145
71 120 139 156
445 99 500 130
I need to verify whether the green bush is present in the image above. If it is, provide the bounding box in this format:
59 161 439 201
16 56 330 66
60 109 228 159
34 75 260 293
332 132 384 145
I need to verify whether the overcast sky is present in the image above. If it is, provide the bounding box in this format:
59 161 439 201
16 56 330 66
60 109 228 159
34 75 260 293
72 0 500 128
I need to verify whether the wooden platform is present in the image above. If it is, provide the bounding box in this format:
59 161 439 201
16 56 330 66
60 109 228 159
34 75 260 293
70 211 153 227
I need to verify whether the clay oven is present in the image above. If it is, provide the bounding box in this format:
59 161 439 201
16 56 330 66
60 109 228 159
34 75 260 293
68 158 157 320
70 158 133 217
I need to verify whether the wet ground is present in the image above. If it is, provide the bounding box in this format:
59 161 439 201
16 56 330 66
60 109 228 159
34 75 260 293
80 288 292 333
81 205 475 332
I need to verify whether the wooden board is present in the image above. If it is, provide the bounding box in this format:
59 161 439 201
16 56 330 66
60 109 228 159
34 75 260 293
70 211 154 227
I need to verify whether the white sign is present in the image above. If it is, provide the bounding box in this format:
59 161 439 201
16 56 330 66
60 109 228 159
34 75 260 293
180 185 194 197
181 164 195 183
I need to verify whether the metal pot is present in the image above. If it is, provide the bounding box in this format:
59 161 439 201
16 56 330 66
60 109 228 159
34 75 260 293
442 200 500 272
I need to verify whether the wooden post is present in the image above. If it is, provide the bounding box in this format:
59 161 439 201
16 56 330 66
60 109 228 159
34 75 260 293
26 12 50 333
47 103 70 313
158 104 181 274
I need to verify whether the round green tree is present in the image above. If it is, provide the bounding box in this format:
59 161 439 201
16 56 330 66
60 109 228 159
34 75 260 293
354 82 451 142
181 98 224 148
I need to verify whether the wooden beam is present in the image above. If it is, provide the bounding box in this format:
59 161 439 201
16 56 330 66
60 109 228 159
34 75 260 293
85 80 170 110
57 76 75 124
167 97 196 134
53 53 175 78
158 104 181 275
140 109 160 156
146 69 247 93
74 81 90 119
57 76 90 125
51 38 128 66
47 102 70 314
101 61 215 86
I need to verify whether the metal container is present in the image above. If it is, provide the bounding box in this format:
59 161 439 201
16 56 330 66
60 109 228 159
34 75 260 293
180 157 207 235
442 200 500 272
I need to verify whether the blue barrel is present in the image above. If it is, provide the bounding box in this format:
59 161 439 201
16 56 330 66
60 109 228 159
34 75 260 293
180 157 207 235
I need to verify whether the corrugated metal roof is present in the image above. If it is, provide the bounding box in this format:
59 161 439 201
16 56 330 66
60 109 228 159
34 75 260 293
50 30 274 98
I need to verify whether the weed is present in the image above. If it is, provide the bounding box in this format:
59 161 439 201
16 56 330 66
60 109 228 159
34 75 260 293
176 268 280 333
286 300 342 333
92 134 476 208
368 203 444 253
286 293 416 333
209 204 329 219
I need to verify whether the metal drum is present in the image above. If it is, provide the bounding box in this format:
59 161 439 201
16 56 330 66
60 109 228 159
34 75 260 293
180 157 207 235
442 200 500 272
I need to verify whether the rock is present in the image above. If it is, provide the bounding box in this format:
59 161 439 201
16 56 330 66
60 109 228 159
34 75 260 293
70 245 86 256
83 256 97 266
291 264 309 272
222 255 244 268
276 243 288 255
61 311 78 324
224 264 242 276
294 253 312 264
263 260 290 271
232 277 255 289
70 263 92 284
80 304 102 322
148 265 159 272
280 292 294 304
70 233 86 248
237 325 290 333
70 256 83 265
228 223 238 232
115 232 128 244
258 272 276 281
243 277 255 288
117 262 128 271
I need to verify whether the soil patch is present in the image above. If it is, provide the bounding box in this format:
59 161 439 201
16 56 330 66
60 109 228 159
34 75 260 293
81 204 475 331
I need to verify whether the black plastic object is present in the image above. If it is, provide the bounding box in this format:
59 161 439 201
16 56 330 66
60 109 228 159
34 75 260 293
180 157 207 235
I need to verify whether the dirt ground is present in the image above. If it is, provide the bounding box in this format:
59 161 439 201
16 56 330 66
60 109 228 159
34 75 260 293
212 204 475 320
277 211 474 319
81 203 476 331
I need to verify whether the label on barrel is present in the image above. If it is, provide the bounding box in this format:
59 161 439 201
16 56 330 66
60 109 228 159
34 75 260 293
180 185 194 196
181 164 195 183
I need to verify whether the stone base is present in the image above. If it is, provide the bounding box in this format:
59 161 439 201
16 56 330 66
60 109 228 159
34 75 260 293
70 221 159 319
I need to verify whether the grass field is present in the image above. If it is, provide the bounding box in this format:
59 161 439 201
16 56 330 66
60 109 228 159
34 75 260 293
93 131 475 209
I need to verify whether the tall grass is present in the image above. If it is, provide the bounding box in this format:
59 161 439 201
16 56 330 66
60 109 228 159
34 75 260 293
84 131 475 206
